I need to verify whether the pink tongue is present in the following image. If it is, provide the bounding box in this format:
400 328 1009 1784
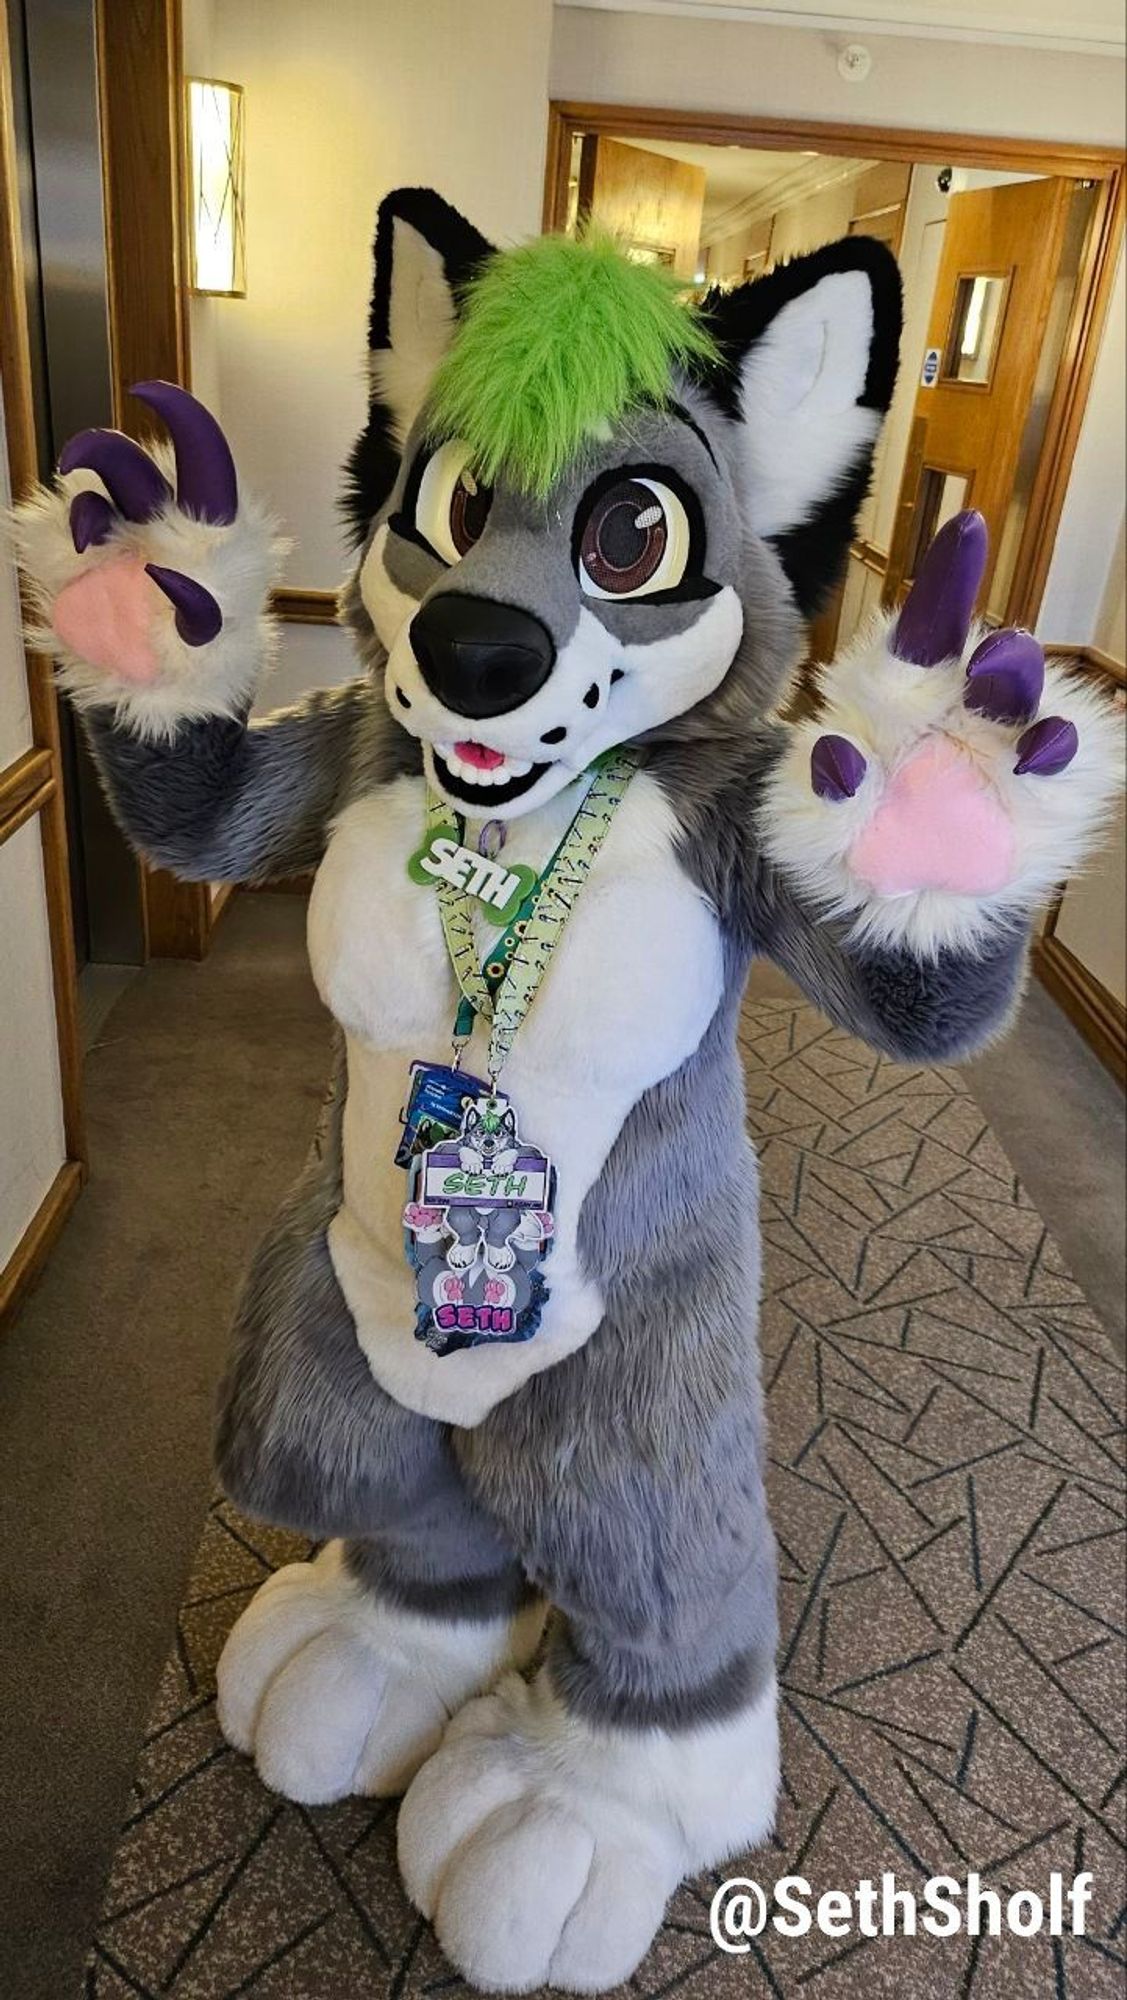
454 740 505 770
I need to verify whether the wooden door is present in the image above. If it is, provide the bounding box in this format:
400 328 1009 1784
885 177 1073 617
576 136 704 279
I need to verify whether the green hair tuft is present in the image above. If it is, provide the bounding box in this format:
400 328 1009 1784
426 231 718 500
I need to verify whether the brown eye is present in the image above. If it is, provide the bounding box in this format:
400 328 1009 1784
577 475 692 600
448 468 491 556
415 440 491 564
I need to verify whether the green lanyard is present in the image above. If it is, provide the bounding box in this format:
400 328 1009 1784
427 748 638 1085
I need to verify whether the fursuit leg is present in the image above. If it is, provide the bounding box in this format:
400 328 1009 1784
399 1239 778 1992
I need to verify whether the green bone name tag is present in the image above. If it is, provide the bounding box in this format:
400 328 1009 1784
408 825 538 927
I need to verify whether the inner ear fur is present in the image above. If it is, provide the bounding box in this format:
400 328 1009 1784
697 236 902 614
342 188 494 547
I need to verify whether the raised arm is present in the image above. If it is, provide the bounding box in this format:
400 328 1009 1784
13 383 383 883
683 514 1122 1064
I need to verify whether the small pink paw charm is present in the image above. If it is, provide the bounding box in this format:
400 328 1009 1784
403 1202 445 1233
483 1276 517 1309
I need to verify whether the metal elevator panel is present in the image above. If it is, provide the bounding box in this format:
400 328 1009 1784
12 0 146 965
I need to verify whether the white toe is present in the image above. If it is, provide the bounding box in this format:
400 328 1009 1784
550 1843 669 1992
435 1799 595 1993
216 1560 334 1752
397 1699 529 1916
252 1628 389 1805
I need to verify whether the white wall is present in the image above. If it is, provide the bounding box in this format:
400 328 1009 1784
185 0 552 593
0 386 66 1272
1097 515 1125 660
1037 252 1126 648
549 7 1126 146
767 177 856 264
182 0 553 702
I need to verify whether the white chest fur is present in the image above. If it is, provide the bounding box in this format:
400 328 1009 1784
307 770 723 1424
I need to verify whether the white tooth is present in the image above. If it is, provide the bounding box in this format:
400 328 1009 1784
506 758 532 777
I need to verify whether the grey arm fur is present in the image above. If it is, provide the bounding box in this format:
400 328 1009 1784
660 732 1028 1065
82 676 409 884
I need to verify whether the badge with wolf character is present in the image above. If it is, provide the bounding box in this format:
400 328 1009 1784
402 1093 556 1355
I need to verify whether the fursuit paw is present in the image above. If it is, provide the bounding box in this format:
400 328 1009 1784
216 1544 541 1806
12 382 284 737
398 1670 779 1994
763 512 1124 955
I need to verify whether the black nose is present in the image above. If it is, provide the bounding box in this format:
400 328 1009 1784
410 594 555 719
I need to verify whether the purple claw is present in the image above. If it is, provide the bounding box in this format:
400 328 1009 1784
145 564 223 646
892 510 989 667
69 490 116 552
131 381 237 525
964 629 1045 724
1014 716 1078 778
812 734 867 801
58 428 172 521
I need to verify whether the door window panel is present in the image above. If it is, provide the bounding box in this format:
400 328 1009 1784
943 273 1009 385
907 467 973 578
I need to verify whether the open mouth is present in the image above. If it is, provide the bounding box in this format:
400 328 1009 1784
432 740 549 806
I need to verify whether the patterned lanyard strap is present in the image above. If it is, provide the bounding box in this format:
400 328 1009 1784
427 747 638 1085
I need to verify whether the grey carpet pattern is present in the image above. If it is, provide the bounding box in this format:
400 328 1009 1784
83 997 1126 1998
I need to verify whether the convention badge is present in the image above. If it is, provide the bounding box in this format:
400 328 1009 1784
394 1060 491 1168
402 1092 556 1357
407 825 537 927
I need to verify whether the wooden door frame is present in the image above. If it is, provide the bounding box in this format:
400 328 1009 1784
0 0 87 1320
95 0 229 958
544 101 1125 638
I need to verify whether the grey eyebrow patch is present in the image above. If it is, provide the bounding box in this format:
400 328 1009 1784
667 402 718 471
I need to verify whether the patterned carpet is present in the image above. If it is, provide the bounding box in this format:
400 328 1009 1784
85 998 1126 1998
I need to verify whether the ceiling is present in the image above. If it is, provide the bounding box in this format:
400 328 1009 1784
555 1 1125 56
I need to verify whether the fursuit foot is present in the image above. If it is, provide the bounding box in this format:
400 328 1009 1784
398 1669 779 1993
216 1543 543 1806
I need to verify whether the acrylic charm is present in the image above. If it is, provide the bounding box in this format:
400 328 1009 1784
408 824 537 925
403 1093 556 1356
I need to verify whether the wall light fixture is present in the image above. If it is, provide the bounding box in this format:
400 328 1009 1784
185 77 246 296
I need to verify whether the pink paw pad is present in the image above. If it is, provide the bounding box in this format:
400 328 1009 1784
484 1277 516 1308
52 556 162 683
849 740 1015 897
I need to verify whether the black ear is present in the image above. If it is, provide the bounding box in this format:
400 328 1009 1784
698 237 902 614
342 188 494 546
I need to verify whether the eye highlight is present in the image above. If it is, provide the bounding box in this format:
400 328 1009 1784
413 439 492 565
575 472 698 601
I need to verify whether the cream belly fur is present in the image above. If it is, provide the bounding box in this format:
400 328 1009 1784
307 768 724 1424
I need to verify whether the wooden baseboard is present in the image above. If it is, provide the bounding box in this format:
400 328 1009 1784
245 873 314 895
1034 931 1126 1088
271 587 339 626
0 1159 84 1326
